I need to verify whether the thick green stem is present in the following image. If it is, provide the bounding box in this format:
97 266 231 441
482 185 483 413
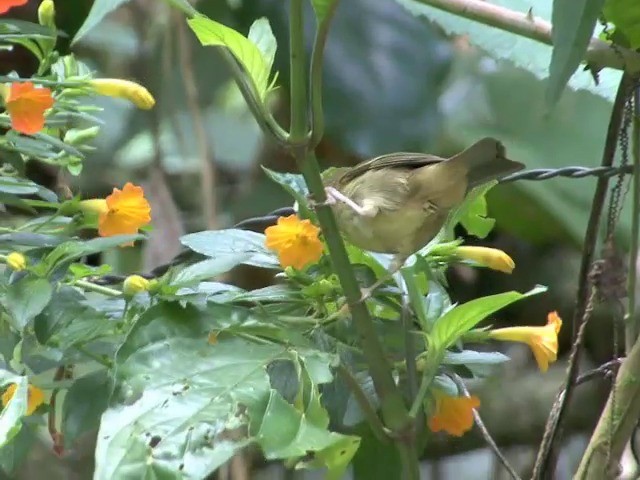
574 334 640 478
626 89 640 353
287 1 417 476
287 0 410 439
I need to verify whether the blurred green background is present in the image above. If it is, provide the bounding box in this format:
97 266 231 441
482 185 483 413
3 0 634 478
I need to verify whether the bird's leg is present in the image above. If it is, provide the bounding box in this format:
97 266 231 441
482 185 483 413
359 254 407 303
324 187 378 217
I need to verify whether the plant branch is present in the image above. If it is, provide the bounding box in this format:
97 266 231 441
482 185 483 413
626 87 640 352
337 365 389 444
411 0 640 73
452 375 521 480
309 1 341 148
177 21 217 230
72 279 122 297
531 73 634 480
575 331 640 478
287 2 415 477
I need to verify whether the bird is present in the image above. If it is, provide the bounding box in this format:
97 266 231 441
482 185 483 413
319 137 524 296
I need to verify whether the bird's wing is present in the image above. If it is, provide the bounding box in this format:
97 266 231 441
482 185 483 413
341 152 444 184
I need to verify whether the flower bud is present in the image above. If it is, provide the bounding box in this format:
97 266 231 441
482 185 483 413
79 199 108 216
38 0 55 28
123 275 151 296
64 126 100 145
455 246 515 274
6 252 27 271
89 79 155 110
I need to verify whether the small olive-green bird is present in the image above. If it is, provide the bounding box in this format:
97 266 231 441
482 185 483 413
321 137 524 277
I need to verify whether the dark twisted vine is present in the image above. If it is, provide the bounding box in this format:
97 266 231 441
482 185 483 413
531 73 636 480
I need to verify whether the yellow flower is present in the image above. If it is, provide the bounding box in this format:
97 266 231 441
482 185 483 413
489 311 563 372
264 215 323 269
6 251 27 271
80 183 151 244
89 79 155 110
1 383 45 415
455 246 515 273
123 275 151 295
428 391 480 437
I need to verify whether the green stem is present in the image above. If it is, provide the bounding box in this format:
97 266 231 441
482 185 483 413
289 0 308 143
397 442 421 480
409 361 438 418
75 345 112 368
288 0 409 433
308 0 342 148
626 89 640 353
72 280 122 297
337 365 389 443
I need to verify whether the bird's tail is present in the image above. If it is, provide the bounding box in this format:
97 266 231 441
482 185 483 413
449 137 525 190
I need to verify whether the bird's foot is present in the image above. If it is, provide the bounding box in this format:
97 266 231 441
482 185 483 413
308 188 339 209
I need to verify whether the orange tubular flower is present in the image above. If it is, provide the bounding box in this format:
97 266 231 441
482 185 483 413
80 183 151 243
4 82 54 134
1 383 45 415
0 0 28 14
264 214 323 269
428 391 480 437
489 311 563 372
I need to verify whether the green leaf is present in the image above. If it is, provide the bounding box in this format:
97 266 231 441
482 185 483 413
62 370 111 448
397 0 620 102
548 0 606 105
41 235 142 274
252 390 359 475
187 15 277 101
34 286 111 349
430 286 546 350
604 0 640 49
0 373 27 448
443 349 510 377
72 0 131 44
95 335 285 479
454 183 496 239
0 421 36 475
0 277 53 331
171 255 252 287
261 167 313 219
352 423 401 480
180 229 279 269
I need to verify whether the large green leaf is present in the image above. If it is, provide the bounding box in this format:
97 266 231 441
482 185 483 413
72 0 131 44
397 0 621 101
171 255 252 287
430 286 546 350
95 298 348 479
604 0 640 49
180 229 279 269
187 15 277 101
548 0 606 105
0 277 53 331
62 370 111 449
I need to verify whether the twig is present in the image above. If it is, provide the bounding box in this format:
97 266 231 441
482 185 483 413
625 87 640 351
410 0 640 73
451 375 522 480
337 365 389 444
575 358 623 386
532 73 635 479
177 20 217 230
